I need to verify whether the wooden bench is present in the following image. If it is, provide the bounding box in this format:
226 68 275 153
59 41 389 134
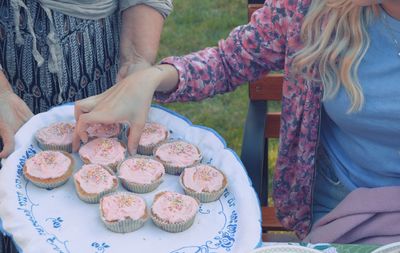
241 1 299 242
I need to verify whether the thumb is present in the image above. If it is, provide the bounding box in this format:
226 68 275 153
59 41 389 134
72 112 98 151
0 123 15 158
127 121 145 155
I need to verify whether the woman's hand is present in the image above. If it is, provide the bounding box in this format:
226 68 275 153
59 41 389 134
0 91 34 158
73 66 169 154
117 58 152 82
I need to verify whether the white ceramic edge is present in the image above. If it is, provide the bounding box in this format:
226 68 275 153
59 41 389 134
0 103 262 253
371 242 400 253
249 245 322 253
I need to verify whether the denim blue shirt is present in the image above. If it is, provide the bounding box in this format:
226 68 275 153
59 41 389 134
321 9 400 190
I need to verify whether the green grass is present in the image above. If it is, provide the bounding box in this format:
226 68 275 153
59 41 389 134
157 0 280 192
158 0 249 154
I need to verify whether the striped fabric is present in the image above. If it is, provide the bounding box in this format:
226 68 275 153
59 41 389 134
0 0 121 250
0 0 120 114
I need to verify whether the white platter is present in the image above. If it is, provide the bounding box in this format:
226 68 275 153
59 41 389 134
249 245 322 253
371 241 400 253
0 103 261 253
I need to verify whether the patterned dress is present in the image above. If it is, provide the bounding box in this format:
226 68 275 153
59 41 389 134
0 0 120 114
0 0 120 251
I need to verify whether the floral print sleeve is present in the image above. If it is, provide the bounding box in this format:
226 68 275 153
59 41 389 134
156 0 288 103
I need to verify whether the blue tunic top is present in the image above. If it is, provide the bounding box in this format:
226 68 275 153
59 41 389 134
321 9 400 190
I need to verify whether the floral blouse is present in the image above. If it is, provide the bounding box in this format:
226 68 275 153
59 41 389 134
159 0 318 239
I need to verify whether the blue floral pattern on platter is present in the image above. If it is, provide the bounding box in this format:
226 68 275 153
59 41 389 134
91 242 110 253
13 146 239 253
46 217 64 229
14 145 70 253
170 190 238 253
5 105 260 253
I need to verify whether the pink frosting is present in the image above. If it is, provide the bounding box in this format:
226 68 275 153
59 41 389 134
152 192 199 223
74 164 116 194
119 157 165 184
25 151 71 179
36 122 75 145
182 165 225 192
79 138 126 166
101 193 146 222
139 122 168 146
155 141 201 168
86 123 120 138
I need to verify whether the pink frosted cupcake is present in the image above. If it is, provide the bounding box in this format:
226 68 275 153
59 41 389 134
79 138 126 171
100 192 148 233
35 122 75 152
153 140 202 175
180 164 228 203
74 164 118 203
86 123 121 139
137 122 169 155
23 151 74 189
151 191 199 233
118 156 165 193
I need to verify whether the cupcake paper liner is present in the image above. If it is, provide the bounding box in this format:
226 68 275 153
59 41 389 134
36 140 73 153
151 211 196 233
101 217 147 233
137 126 169 155
75 185 118 204
117 155 165 193
23 152 74 189
153 140 202 175
74 166 119 204
179 166 228 203
28 178 70 189
137 144 158 156
120 178 163 194
105 161 121 173
99 192 148 233
180 177 227 203
163 162 200 175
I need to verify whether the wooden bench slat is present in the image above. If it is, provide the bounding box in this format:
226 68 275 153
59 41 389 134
246 3 293 239
249 74 283 101
262 233 299 243
265 112 281 138
262 206 289 231
248 4 264 18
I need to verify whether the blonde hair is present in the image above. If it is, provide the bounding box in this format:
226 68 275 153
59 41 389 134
293 0 379 112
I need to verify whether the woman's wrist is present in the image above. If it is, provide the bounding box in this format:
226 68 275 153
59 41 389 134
150 64 179 93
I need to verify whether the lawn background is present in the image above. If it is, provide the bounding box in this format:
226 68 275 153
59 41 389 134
158 0 248 154
157 0 279 192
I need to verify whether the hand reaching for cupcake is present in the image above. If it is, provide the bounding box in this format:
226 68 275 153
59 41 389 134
73 65 179 155
0 92 34 158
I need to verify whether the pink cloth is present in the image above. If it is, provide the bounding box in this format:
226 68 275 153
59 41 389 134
304 187 400 245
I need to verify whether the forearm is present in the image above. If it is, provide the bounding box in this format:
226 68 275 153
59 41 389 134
153 64 179 93
120 4 164 65
152 5 288 103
